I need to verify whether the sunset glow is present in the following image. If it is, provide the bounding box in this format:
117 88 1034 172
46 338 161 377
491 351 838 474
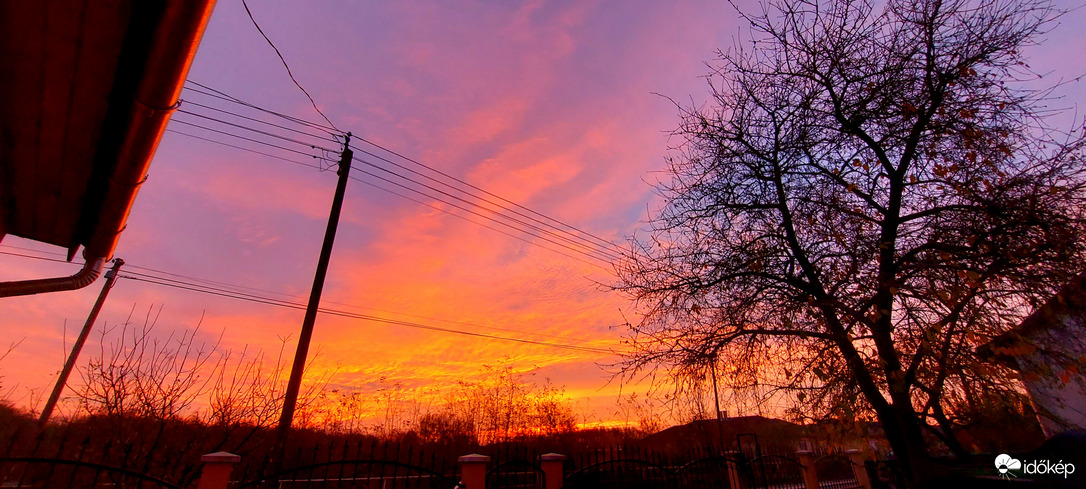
2 0 1084 430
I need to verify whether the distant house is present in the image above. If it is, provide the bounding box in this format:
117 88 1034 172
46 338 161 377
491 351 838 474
638 415 888 455
978 271 1086 437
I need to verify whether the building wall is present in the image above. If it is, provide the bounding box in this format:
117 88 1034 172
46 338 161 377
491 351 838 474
1015 319 1086 437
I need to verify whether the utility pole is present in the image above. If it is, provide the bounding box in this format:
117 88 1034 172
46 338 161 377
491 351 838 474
270 134 353 476
38 258 124 427
710 354 726 453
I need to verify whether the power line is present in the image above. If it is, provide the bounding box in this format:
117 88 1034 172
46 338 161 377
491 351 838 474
179 81 623 261
168 119 329 160
179 99 339 143
350 159 615 266
175 109 336 153
351 155 619 262
165 129 323 170
184 81 339 134
350 147 623 262
122 268 608 345
351 138 623 253
0 246 613 348
240 0 340 132
165 107 620 265
117 272 617 355
124 262 299 299
0 250 72 264
122 265 608 343
347 173 611 270
172 110 334 153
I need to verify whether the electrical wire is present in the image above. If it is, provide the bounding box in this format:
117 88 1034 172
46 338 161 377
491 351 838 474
164 109 620 265
179 99 339 143
0 250 72 265
240 0 340 133
117 272 617 355
180 81 623 259
350 147 623 262
184 82 339 134
165 129 323 170
175 109 336 153
350 160 614 266
121 268 608 345
351 138 623 253
348 173 611 270
350 158 618 263
0 246 613 347
168 119 327 160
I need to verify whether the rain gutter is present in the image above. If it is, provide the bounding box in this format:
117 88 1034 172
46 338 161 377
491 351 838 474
0 0 216 298
82 0 217 260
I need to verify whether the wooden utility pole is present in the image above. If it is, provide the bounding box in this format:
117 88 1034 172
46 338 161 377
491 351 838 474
710 355 726 453
38 258 124 426
270 134 353 475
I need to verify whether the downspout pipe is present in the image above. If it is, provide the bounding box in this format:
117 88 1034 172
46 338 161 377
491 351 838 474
0 1 215 298
0 254 104 298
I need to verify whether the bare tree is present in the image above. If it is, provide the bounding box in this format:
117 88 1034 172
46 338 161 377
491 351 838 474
372 377 411 438
0 338 25 406
207 339 288 427
75 305 218 420
614 0 1085 486
421 363 577 444
615 392 665 434
205 336 334 437
531 378 578 436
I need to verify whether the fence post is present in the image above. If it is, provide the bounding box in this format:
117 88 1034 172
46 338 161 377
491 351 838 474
196 452 240 489
795 451 819 489
845 449 873 489
458 453 490 489
540 453 566 489
724 450 747 489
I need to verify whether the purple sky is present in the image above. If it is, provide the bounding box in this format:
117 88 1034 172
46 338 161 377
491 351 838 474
2 0 1083 426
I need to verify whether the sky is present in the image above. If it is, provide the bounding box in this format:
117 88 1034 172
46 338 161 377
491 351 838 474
2 0 1084 427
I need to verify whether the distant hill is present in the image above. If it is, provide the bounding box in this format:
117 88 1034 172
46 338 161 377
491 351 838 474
641 416 809 453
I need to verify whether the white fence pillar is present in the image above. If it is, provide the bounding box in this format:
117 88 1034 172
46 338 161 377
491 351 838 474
458 453 490 489
540 453 566 489
845 449 873 489
196 452 240 489
795 450 820 489
724 450 748 489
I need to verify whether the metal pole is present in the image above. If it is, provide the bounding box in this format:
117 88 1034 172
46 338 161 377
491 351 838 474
270 134 353 473
38 258 124 426
710 356 726 453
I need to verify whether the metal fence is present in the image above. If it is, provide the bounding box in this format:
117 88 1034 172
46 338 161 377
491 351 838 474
0 456 183 489
0 433 188 489
815 454 861 489
486 445 545 489
233 442 457 489
561 446 751 489
235 459 457 489
745 454 806 489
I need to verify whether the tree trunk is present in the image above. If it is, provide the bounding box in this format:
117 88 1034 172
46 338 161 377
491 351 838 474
931 402 970 459
875 393 936 489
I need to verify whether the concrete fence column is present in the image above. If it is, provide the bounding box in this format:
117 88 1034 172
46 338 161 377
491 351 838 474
845 449 873 489
724 450 748 489
458 453 490 489
196 452 240 489
795 450 820 489
539 453 566 489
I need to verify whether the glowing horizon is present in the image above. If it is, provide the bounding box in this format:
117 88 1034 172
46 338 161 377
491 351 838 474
2 0 1083 430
